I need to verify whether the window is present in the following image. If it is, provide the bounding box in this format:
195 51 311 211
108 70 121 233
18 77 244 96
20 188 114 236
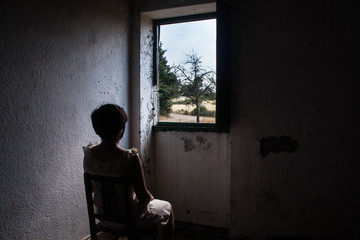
152 2 230 132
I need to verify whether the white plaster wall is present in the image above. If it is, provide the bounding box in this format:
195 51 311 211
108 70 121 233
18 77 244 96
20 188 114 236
138 15 158 189
230 1 360 239
0 0 131 239
130 12 157 189
154 132 230 228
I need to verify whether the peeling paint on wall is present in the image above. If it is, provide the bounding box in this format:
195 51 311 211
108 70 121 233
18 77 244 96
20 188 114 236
196 135 206 144
181 137 196 152
180 135 214 152
196 135 213 151
260 136 298 158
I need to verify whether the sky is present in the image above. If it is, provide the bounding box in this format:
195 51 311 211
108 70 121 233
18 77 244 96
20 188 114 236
159 19 216 71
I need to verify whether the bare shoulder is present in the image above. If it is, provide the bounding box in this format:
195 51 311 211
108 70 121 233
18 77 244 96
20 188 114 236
130 147 138 156
127 148 142 168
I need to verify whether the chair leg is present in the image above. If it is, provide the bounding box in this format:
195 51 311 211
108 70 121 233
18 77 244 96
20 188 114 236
90 229 97 240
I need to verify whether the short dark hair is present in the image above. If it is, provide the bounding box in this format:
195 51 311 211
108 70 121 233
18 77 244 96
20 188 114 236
91 104 128 140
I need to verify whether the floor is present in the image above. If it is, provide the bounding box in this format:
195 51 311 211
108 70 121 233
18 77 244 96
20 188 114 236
85 221 229 240
174 222 228 240
85 223 328 240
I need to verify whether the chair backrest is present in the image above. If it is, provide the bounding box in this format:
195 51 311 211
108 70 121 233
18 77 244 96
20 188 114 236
84 173 132 230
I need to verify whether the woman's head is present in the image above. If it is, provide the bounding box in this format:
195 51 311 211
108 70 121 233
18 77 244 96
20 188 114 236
91 104 128 141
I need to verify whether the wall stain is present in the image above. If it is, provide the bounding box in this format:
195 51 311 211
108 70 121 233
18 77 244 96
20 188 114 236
196 135 213 151
180 136 214 152
181 137 196 152
196 135 206 144
260 136 298 158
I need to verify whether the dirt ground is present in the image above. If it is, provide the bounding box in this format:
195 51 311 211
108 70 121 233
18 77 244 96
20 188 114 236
160 100 216 123
171 100 216 113
159 113 215 123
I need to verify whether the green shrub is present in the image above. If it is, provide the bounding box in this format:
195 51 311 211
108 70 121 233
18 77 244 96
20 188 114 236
190 106 215 117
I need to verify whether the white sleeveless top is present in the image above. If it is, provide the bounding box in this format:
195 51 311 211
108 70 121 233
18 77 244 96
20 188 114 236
83 144 172 229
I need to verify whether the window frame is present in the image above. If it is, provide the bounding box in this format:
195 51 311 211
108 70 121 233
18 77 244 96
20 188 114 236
153 1 230 132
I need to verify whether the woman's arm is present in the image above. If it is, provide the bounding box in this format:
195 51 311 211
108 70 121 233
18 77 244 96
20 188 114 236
129 153 154 203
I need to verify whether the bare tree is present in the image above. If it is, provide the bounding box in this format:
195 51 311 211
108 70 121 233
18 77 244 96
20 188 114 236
174 50 216 123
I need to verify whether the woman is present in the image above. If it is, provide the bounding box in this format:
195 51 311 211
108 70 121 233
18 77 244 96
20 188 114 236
83 104 174 240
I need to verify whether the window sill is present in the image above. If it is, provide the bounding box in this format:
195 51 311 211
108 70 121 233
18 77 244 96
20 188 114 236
153 122 229 132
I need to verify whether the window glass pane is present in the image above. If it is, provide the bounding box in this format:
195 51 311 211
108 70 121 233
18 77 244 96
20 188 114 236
158 19 216 123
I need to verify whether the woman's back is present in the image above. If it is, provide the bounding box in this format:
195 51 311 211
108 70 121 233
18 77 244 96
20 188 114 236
83 143 132 178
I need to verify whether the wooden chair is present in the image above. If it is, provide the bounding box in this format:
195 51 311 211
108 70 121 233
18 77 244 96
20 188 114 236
84 173 157 240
